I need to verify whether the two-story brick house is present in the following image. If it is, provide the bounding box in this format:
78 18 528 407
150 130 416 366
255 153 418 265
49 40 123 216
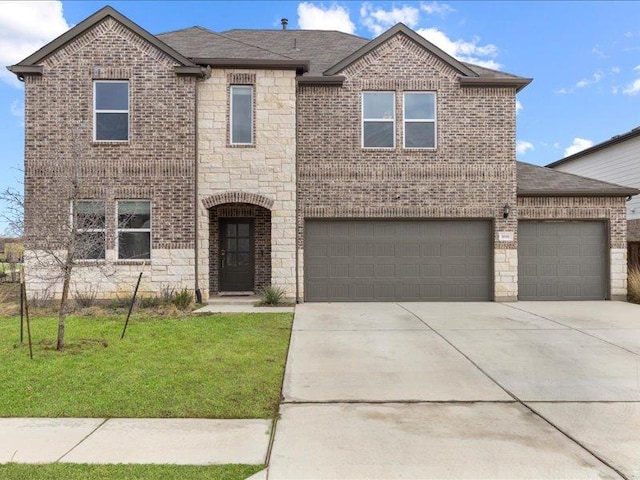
9 6 638 302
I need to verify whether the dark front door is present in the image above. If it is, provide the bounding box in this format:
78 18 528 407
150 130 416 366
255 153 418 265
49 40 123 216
220 218 254 291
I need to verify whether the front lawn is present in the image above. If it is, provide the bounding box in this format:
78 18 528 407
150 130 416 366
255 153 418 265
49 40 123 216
0 463 263 480
0 313 292 418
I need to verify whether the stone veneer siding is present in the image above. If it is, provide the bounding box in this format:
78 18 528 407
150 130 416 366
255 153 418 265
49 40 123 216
197 69 296 300
22 17 196 298
517 196 628 300
208 203 271 294
297 32 518 301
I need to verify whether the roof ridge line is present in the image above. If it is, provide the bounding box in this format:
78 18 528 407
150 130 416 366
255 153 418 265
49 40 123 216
213 31 297 61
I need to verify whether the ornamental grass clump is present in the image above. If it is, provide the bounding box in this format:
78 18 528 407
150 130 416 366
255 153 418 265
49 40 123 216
258 285 286 306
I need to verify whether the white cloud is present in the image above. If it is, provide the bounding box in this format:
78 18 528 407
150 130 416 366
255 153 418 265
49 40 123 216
622 66 640 95
297 2 355 33
564 138 593 157
420 2 455 16
515 99 522 114
360 3 420 36
415 27 500 69
516 140 533 155
591 46 606 59
0 1 70 87
9 98 24 126
575 70 604 88
623 79 640 95
611 66 620 74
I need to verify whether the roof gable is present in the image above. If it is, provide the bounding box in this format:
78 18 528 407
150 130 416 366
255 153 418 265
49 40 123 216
10 5 196 73
324 23 478 77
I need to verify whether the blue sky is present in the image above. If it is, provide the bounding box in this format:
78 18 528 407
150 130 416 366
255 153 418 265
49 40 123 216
1 1 640 233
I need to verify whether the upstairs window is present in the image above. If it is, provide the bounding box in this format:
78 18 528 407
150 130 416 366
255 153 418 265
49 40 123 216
404 92 436 148
230 85 253 145
73 200 105 260
362 92 395 148
117 200 151 260
94 81 129 141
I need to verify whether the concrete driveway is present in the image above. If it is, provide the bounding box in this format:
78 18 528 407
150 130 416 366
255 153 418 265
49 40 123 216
269 301 640 479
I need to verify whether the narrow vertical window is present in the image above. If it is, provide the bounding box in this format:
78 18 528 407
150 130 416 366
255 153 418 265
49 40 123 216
230 85 253 145
362 92 395 148
94 81 129 141
404 92 436 148
117 200 151 260
73 200 106 260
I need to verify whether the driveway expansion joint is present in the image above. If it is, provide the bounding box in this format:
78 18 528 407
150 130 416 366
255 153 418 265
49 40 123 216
503 303 640 357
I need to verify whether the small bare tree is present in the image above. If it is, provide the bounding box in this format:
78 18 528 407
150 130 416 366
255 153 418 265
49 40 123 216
1 132 142 350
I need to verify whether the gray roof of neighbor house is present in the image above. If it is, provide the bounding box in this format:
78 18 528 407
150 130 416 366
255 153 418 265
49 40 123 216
517 162 640 197
546 125 640 168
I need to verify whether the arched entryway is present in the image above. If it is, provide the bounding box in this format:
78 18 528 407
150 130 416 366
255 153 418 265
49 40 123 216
208 202 272 295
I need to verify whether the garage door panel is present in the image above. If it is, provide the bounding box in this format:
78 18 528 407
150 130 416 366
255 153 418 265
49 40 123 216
518 221 606 301
305 219 491 302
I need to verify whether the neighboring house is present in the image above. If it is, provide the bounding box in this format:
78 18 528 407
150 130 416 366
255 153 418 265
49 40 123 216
547 127 640 267
8 6 639 302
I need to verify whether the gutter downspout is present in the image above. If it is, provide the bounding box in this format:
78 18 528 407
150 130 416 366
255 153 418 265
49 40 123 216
194 67 211 304
193 72 202 303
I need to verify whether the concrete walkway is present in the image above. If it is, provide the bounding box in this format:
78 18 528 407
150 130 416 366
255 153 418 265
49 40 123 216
194 295 294 314
268 301 640 479
0 418 271 465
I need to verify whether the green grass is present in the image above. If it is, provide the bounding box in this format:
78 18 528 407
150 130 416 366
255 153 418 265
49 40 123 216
0 313 292 418
0 463 263 480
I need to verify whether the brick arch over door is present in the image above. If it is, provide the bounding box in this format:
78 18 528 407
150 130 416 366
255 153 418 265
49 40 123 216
202 192 274 211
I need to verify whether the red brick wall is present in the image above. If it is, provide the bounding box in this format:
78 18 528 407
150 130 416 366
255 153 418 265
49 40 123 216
23 17 195 252
296 32 518 249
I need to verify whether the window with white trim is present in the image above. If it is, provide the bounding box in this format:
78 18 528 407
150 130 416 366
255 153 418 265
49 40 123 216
403 92 436 148
94 81 129 141
362 92 395 148
74 200 105 260
230 85 253 145
117 200 151 260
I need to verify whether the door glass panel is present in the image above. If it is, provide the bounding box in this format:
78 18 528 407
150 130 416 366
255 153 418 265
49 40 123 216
238 238 250 252
238 253 250 266
227 224 237 237
227 238 236 251
238 223 249 237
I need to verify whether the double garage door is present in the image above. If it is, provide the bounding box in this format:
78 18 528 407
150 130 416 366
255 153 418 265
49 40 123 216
304 220 492 302
304 219 608 302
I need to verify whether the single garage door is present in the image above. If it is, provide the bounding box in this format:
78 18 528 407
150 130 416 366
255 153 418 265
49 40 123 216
518 221 607 300
304 219 492 302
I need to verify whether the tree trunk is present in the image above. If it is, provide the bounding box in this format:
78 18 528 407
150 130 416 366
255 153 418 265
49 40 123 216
57 264 72 351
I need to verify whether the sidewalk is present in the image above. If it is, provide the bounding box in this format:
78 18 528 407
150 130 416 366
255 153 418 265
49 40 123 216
0 418 271 465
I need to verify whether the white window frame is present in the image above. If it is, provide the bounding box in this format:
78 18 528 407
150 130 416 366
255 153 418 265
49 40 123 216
116 199 151 261
94 80 130 142
362 91 396 149
230 85 254 145
72 199 106 261
403 91 437 149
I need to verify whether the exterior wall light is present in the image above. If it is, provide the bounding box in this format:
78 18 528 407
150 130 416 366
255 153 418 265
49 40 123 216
503 204 510 219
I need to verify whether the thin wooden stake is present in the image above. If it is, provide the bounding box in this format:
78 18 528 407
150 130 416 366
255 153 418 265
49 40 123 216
121 272 143 339
19 280 24 343
21 281 33 360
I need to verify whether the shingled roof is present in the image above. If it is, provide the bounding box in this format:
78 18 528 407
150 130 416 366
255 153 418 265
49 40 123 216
159 24 531 88
517 162 639 197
